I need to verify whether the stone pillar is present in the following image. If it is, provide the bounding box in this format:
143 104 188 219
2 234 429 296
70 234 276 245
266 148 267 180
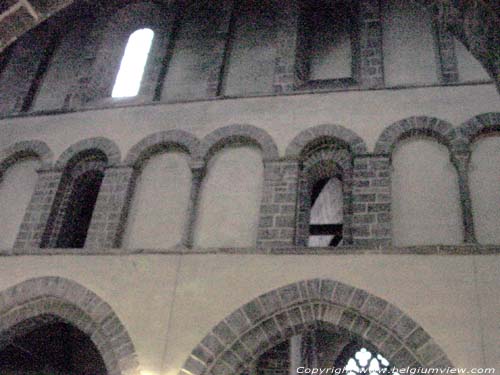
183 162 206 248
359 0 384 89
436 23 459 84
352 155 391 247
289 335 303 375
0 25 54 115
453 152 476 243
85 166 135 249
257 160 300 247
272 0 300 93
435 25 459 83
206 0 235 97
14 169 63 250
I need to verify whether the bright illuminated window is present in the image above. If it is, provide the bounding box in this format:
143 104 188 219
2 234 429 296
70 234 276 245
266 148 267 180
112 28 154 98
345 348 399 375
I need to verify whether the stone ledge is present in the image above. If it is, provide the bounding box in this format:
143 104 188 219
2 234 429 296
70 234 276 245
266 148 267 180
1 244 499 256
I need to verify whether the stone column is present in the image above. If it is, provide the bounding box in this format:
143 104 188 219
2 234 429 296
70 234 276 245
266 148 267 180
272 0 300 93
289 335 303 375
453 152 476 243
359 0 384 89
85 166 135 249
14 169 63 250
435 23 459 84
352 155 392 247
183 162 206 248
206 0 236 97
257 160 300 247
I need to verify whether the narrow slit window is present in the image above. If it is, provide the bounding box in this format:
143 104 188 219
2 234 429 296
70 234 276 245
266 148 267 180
112 28 154 98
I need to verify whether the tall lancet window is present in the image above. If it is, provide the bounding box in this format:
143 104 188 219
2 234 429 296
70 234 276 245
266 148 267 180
112 28 154 98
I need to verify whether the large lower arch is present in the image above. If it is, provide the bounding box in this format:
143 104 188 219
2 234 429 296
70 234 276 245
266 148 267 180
0 276 139 375
180 279 453 375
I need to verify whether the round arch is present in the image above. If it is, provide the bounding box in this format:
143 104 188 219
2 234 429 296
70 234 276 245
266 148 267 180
285 124 368 158
457 112 500 144
0 276 139 375
124 130 200 168
0 140 53 178
180 279 453 375
197 124 279 162
373 116 464 156
55 137 121 169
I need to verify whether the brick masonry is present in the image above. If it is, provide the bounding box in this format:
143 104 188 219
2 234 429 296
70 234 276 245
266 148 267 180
352 156 391 247
85 166 135 249
257 160 300 248
14 169 62 249
359 0 384 89
272 0 299 93
180 279 454 375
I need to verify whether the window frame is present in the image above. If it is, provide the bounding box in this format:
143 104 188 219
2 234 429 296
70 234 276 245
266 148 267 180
295 0 361 90
295 145 354 247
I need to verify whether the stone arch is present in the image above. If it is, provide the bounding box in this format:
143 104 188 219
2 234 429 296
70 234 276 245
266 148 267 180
0 1 498 93
0 276 139 375
296 148 354 247
198 124 279 162
285 124 368 158
373 116 464 156
55 137 121 169
0 140 53 178
180 279 453 375
124 130 200 168
457 112 500 144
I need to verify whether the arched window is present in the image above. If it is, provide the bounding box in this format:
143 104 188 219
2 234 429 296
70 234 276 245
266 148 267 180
41 151 107 249
112 28 154 98
296 146 353 247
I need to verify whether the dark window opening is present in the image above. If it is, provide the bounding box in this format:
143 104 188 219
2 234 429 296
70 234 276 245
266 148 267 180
56 170 104 248
297 0 359 88
309 177 343 247
0 321 107 375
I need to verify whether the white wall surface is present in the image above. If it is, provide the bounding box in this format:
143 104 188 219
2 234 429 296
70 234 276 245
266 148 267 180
223 0 278 96
0 157 40 249
0 84 497 158
194 145 263 248
455 39 491 83
122 151 191 249
382 0 439 86
469 135 500 244
391 139 463 246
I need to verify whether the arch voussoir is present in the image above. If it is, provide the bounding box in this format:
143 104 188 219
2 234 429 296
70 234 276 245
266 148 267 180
0 277 139 375
181 279 454 375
